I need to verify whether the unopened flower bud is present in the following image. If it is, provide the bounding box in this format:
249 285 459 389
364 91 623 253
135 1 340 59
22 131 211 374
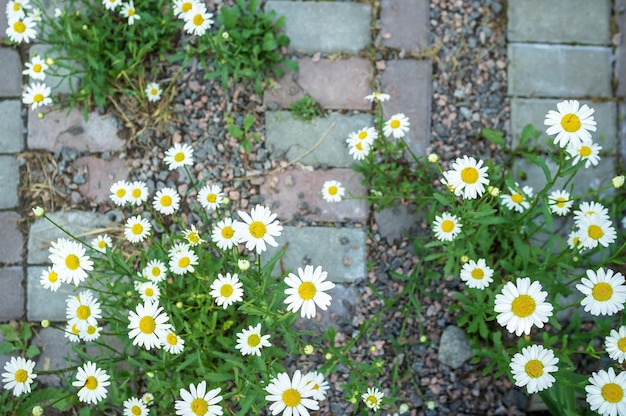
82 24 88 30
399 403 410 413
32 406 44 416
612 175 625 189
488 186 500 197
238 259 250 271
369 345 377 353
146 372 154 378
222 31 229 39
460 255 469 263
41 319 50 328
222 197 230 205
324 352 333 360
428 153 439 163
419 335 427 343
427 401 436 410
303 344 314 355
176 301 183 309
32 206 45 217
45 57 55 66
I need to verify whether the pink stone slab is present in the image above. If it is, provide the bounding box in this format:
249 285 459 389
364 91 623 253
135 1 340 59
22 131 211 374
73 156 129 204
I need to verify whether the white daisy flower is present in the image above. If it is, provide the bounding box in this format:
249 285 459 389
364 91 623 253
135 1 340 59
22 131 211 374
124 215 152 243
79 324 101 342
142 259 167 283
142 392 154 406
2 356 37 397
123 397 149 416
265 370 319 416
364 92 390 102
120 1 140 25
284 265 335 319
6 16 37 43
547 189 573 216
234 205 283 254
383 113 410 138
137 281 160 303
347 137 371 161
303 371 330 401
73 361 110 405
545 99 596 148
160 330 185 354
211 217 240 250
362 387 384 411
22 55 48 80
586 367 626 416
183 4 214 36
576 268 626 316
145 82 162 102
442 155 490 200
209 272 244 309
573 201 610 225
48 238 94 286
173 0 200 19
235 323 271 356
509 344 559 394
183 224 206 246
500 185 534 213
348 126 378 146
459 258 494 290
40 266 61 291
566 138 602 168
168 247 198 275
22 82 52 110
494 277 553 336
578 214 617 249
109 180 131 206
6 0 31 20
65 290 102 332
164 142 194 170
90 234 112 253
432 212 462 242
128 301 171 350
321 180 345 203
127 180 149 206
168 242 190 257
198 183 224 211
102 0 122 10
64 322 81 343
175 381 223 416
605 326 626 363
152 187 181 215
567 230 584 251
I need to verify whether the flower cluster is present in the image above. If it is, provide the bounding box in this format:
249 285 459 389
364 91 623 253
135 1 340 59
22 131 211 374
172 0 214 36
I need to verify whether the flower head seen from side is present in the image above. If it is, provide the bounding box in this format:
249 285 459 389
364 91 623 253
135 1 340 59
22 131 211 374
432 212 462 242
145 82 162 102
73 361 110 405
23 55 48 80
304 371 330 401
198 183 224 211
442 155 489 200
347 137 371 161
143 259 167 283
577 214 617 249
120 1 140 25
586 367 626 416
362 387 384 411
123 397 148 416
64 322 81 343
459 258 494 290
175 381 223 416
364 92 390 102
321 180 345 203
173 0 199 19
183 224 206 246
40 265 61 291
383 113 410 138
547 189 573 216
348 126 378 147
265 370 319 416
164 142 194 170
566 138 602 168
545 99 596 148
209 273 244 309
6 16 37 43
567 230 584 251
284 265 335 319
160 330 185 354
235 205 282 254
90 234 112 253
2 356 37 396
509 344 559 394
168 246 199 275
574 201 610 225
142 392 154 406
103 0 122 11
152 187 181 215
48 238 94 286
211 217 240 250
110 180 130 206
22 82 52 110
605 326 626 364
576 268 626 316
66 290 102 332
124 215 152 243
500 185 534 213
494 277 553 336
183 3 214 36
6 0 31 20
235 323 271 356
128 300 171 350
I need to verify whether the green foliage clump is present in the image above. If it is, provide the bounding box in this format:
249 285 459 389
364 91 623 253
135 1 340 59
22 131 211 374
289 95 324 122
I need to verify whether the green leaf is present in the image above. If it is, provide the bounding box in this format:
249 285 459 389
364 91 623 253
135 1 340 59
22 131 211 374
227 125 243 139
26 344 40 359
243 114 255 131
481 128 505 147
523 153 552 183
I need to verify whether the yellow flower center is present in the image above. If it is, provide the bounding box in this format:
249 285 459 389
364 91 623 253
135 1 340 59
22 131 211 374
33 93 44 103
71 324 80 335
556 197 566 208
139 316 156 334
298 282 316 300
328 186 338 195
13 21 26 33
249 221 266 238
220 284 233 297
524 359 544 378
132 223 144 235
578 146 592 157
471 268 484 280
588 224 604 240
150 88 157 95
355 142 363 151
182 2 193 12
441 219 455 233
618 337 626 352
511 294 536 317
87 325 97 335
13 3 21 11
247 334 261 347
48 271 58 283
85 376 98 390
145 287 154 297
160 195 172 207
116 189 126 197
187 232 200 244
97 240 106 249
602 383 624 403
282 388 301 407
358 131 367 140
14 369 28 383
66 254 80 270
131 406 142 416
132 188 141 198
561 113 581 133
191 398 208 415
151 267 160 276
592 282 613 301
167 333 178 345
511 193 524 204
221 226 234 239
174 152 185 162
178 257 190 268
206 193 217 203
461 167 479 184
128 8 135 16
33 63 42 73
390 119 400 129
193 14 204 26
76 305 91 320
366 395 378 406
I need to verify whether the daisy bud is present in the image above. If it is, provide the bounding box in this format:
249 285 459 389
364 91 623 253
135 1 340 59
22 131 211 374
40 319 50 328
369 345 377 353
32 406 44 416
223 320 234 330
427 401 436 410
428 153 439 163
222 31 229 39
419 335 427 343
349 397 357 404
222 197 230 205
325 352 333 360
176 301 183 308
488 186 500 197
303 344 314 355
82 25 87 30
573 256 579 262
460 255 469 263
37 112 45 119
399 403 410 413
46 57 55 66
237 259 250 271
146 372 154 378
612 175 625 188
32 206 45 217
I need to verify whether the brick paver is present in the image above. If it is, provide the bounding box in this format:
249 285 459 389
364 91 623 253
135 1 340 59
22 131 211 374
0 155 19 209
0 100 25 153
72 156 130 204
0 48 22 97
617 0 626 97
27 266 88 321
380 0 430 52
29 44 82 96
263 70 305 109
0 212 23 264
0 267 25 321
33 328 77 387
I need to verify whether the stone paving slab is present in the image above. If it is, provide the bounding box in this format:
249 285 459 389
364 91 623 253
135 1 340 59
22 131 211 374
0 212 23 264
297 58 372 111
0 155 19 209
33 327 77 387
29 44 82 96
617 0 626 97
265 1 371 54
27 266 90 322
510 98 617 151
381 59 432 156
27 210 118 264
507 0 611 45
28 107 124 152
265 111 374 168
0 100 25 153
260 168 368 223
263 226 367 284
293 283 358 333
507 44 612 98
263 70 305 110
0 9 7 40
0 48 22 98
620 103 626 170
380 0 429 53
374 202 422 242
73 156 130 204
0 267 25 321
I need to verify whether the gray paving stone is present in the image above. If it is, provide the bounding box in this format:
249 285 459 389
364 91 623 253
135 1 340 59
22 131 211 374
0 211 23 264
617 0 626 97
507 0 611 45
73 156 130 204
263 226 367 284
620 103 626 170
265 1 371 54
511 98 617 151
0 267 25 321
293 283 358 333
260 168 368 223
0 48 22 98
265 111 374 168
381 59 432 156
33 327 77 387
507 44 612 98
27 266 90 322
27 210 117 264
0 8 7 40
0 155 19 209
374 202 422 242
29 44 82 96
28 107 124 152
380 0 429 52
0 334 11 374
0 100 24 153
297 57 372 111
